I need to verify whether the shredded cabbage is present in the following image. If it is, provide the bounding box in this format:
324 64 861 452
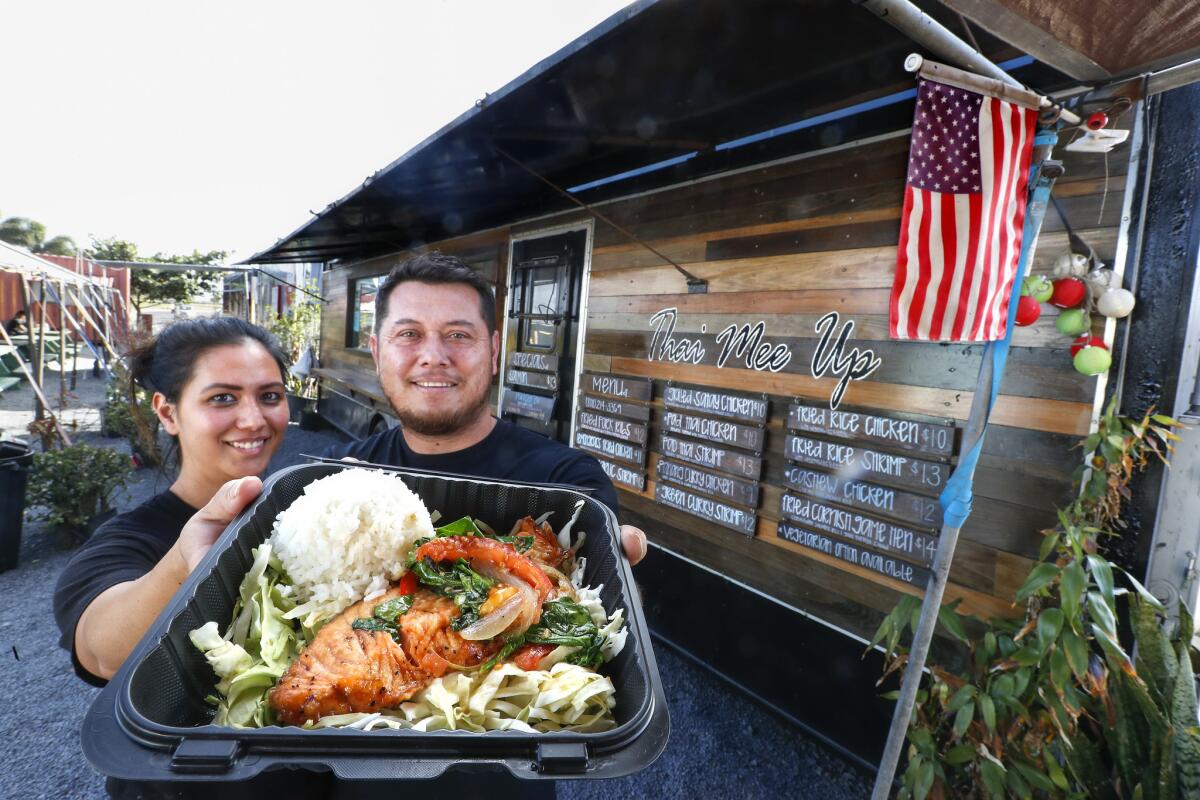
188 543 301 727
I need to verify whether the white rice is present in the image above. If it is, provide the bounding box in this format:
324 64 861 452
271 468 434 622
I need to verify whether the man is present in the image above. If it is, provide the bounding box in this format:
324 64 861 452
322 251 647 563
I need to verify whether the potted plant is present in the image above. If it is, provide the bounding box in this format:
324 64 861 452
26 442 132 544
269 288 321 423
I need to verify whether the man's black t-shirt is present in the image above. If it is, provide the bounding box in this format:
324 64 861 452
322 418 620 514
53 490 197 686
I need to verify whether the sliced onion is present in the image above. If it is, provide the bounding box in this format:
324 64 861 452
474 562 541 635
458 592 525 640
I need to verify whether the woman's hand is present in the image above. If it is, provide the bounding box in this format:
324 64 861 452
174 476 264 575
620 525 648 565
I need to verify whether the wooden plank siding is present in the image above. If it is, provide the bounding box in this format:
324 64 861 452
312 132 1128 645
568 135 1125 639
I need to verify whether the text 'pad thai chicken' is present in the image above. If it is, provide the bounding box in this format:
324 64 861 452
188 468 628 732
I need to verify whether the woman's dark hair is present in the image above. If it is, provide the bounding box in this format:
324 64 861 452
124 316 288 466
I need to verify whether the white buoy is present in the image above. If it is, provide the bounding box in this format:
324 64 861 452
1085 268 1116 300
1097 287 1136 318
1053 252 1089 278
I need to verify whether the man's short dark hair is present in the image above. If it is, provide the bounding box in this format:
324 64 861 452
373 252 497 335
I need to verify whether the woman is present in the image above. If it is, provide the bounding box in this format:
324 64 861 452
54 316 290 684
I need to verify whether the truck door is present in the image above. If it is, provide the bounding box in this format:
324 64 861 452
500 228 588 444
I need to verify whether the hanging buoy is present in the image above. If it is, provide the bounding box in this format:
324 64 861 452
1022 275 1054 302
1050 277 1088 308
1052 253 1089 278
1070 334 1106 357
1074 345 1112 375
1055 308 1091 336
1087 111 1109 131
1097 287 1136 318
1015 295 1041 326
1084 268 1116 300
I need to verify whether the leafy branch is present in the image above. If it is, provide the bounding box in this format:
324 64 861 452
872 402 1195 799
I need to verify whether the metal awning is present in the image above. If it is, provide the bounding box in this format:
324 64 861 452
247 0 1196 266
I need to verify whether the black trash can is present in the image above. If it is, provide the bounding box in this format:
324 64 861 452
0 440 33 572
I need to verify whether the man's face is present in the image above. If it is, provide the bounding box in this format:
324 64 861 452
370 281 499 436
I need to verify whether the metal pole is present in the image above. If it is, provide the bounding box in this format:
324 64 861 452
68 282 78 391
44 282 108 373
853 1 1081 124
870 137 1061 799
58 281 67 408
19 276 44 423
37 279 47 397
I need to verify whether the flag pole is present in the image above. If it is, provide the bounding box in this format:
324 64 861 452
870 129 1062 799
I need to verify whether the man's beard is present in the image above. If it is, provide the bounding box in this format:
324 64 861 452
390 389 491 437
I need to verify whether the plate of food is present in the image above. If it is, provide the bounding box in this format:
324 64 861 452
82 461 668 783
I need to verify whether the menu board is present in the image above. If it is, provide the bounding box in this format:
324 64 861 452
662 410 765 453
506 368 558 393
785 433 949 494
656 483 757 536
656 459 760 508
575 373 652 495
779 492 936 566
575 430 644 466
660 434 762 480
783 465 941 529
510 351 559 372
584 372 652 402
787 402 954 458
664 385 768 424
778 521 931 588
598 457 646 492
581 393 651 422
501 390 555 423
577 410 649 446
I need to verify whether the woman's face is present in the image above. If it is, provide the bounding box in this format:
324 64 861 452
154 340 288 488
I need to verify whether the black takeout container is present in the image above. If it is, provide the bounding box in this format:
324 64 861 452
83 461 669 782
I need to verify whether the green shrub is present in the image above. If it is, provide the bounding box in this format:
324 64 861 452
27 443 131 542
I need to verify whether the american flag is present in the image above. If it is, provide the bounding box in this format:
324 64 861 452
889 78 1038 342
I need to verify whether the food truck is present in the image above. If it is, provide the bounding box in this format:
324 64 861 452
247 0 1200 766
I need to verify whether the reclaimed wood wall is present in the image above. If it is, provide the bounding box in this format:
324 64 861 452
515 131 1128 641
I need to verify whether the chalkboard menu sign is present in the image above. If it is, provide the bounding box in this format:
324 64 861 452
660 434 762 480
506 368 558 393
598 457 646 492
662 410 765 453
656 483 757 536
575 430 645 466
787 402 955 459
577 411 649 446
664 385 768 424
510 351 559 373
581 393 651 422
783 465 941 529
583 372 652 402
785 433 949 494
778 521 931 587
779 492 936 566
501 390 555 423
656 459 760 508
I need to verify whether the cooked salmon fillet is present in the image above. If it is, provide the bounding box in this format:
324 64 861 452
268 585 498 725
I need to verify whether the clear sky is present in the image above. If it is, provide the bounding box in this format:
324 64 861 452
0 1 633 262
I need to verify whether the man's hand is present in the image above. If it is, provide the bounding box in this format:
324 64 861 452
620 525 647 565
175 477 264 575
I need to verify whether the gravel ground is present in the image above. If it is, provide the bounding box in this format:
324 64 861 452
0 357 871 799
